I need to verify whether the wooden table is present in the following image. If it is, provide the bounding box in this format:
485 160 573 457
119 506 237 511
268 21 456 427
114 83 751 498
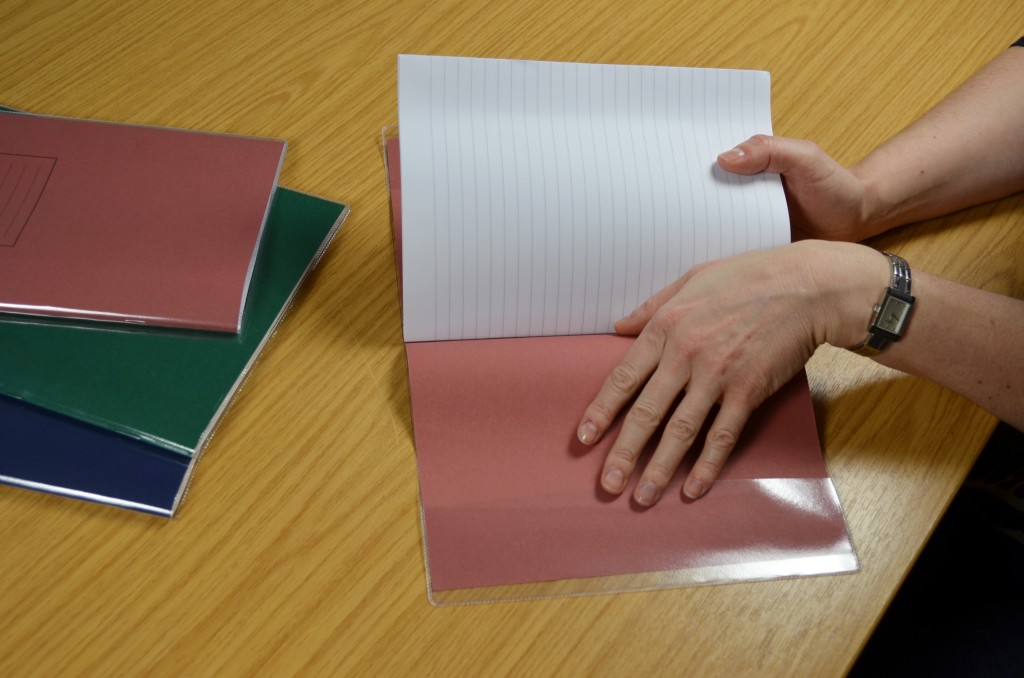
2 1 1022 675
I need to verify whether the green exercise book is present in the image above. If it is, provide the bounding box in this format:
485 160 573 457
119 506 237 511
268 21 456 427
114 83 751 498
0 187 349 456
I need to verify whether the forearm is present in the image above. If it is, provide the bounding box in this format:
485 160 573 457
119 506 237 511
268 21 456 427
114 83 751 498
873 271 1024 429
805 241 1024 428
851 46 1024 238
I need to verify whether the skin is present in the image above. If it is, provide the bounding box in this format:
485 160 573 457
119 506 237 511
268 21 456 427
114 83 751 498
577 45 1024 506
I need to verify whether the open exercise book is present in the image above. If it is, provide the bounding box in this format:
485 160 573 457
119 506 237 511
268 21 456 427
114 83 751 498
395 55 857 605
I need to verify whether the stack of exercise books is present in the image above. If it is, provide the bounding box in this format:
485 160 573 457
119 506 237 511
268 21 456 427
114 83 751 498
0 107 349 517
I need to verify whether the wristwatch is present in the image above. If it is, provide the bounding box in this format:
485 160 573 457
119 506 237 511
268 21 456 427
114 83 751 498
850 252 915 357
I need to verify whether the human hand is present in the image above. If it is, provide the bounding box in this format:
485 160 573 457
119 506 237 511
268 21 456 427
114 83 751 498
718 135 872 242
576 241 888 504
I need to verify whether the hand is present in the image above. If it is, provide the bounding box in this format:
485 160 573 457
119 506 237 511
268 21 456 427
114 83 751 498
576 241 888 504
718 135 871 242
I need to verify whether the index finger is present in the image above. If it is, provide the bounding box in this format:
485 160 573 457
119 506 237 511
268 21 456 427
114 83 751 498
577 325 667 446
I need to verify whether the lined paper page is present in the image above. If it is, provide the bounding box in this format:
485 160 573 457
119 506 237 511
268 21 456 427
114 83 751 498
398 55 789 342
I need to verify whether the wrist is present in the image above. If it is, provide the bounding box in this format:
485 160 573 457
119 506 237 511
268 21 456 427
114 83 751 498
797 241 893 349
848 164 898 240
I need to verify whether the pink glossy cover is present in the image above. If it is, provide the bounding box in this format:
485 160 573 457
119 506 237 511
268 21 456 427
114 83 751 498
388 139 856 600
0 112 285 332
407 337 853 592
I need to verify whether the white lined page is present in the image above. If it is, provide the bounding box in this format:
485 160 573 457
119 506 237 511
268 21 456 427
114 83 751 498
398 55 789 342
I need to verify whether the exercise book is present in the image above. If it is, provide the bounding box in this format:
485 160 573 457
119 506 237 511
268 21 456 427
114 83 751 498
0 110 285 332
392 55 857 604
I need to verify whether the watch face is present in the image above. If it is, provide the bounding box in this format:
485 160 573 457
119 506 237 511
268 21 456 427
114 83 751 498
877 295 911 334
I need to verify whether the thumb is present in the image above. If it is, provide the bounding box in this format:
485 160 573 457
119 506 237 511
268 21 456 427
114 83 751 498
717 134 838 182
613 264 707 335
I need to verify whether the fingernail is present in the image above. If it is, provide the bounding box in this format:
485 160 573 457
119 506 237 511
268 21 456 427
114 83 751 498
684 478 705 499
635 481 660 506
578 421 599 444
718 147 745 163
603 468 625 493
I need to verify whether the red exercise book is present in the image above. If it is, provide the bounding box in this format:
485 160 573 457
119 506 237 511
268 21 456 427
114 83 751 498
387 135 857 605
0 111 285 332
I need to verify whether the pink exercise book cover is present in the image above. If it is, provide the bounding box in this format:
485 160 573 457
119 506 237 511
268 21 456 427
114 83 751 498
0 111 286 332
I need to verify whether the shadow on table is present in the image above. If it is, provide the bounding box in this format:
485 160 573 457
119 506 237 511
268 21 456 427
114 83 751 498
848 421 1024 678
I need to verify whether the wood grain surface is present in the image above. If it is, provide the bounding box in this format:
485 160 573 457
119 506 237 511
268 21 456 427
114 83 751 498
1 1 1022 676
